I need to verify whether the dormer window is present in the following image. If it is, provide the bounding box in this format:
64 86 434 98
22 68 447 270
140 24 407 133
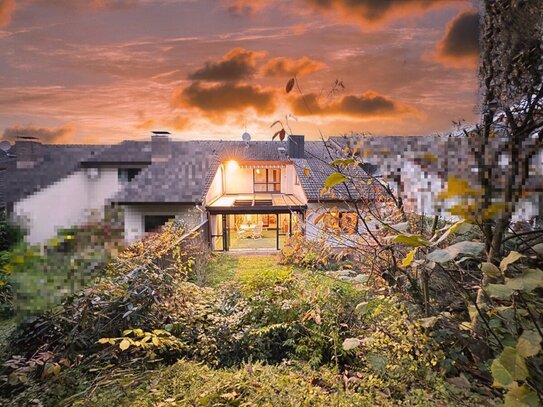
253 168 280 193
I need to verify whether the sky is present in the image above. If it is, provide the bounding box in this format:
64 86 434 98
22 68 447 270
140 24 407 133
0 0 480 144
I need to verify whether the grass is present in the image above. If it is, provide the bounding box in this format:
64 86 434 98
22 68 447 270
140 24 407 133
200 253 297 288
66 360 386 407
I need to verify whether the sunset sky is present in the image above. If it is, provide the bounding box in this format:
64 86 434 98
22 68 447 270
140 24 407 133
0 0 480 144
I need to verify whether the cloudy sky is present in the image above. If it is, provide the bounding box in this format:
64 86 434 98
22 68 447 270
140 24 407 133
0 0 480 144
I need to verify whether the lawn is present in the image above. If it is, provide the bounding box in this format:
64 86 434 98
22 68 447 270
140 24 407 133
198 253 298 287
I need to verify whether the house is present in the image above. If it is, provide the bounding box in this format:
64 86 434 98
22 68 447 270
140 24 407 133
330 134 543 224
0 133 374 251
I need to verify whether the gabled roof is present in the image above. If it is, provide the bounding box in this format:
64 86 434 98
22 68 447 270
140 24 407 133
81 140 152 165
1 143 106 208
112 142 219 204
111 140 291 204
293 141 374 202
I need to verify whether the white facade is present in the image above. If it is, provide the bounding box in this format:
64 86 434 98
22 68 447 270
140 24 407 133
123 204 205 243
14 168 122 244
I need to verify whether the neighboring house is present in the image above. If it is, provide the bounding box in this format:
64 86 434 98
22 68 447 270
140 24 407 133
330 134 543 223
0 134 372 251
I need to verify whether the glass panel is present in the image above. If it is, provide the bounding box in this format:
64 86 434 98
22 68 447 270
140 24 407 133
254 183 267 192
268 183 281 192
269 169 280 183
254 168 267 183
229 213 276 250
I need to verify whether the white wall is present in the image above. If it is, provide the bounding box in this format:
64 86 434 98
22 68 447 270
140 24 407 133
221 164 304 199
205 165 224 204
123 204 205 243
224 167 254 194
88 168 122 215
14 168 122 244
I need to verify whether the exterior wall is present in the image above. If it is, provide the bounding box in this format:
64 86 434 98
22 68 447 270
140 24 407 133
87 168 122 217
205 165 224 204
13 168 122 244
123 204 205 243
14 171 90 244
224 167 253 194
221 163 305 200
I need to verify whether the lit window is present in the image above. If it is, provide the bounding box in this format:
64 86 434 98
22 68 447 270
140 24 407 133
253 168 281 193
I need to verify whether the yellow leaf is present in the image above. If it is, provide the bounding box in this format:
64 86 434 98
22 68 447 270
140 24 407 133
438 176 480 200
152 337 160 347
119 339 130 351
303 167 310 177
97 338 110 344
401 248 418 268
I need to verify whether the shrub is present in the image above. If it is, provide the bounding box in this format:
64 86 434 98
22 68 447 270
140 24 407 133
280 232 347 270
0 212 24 252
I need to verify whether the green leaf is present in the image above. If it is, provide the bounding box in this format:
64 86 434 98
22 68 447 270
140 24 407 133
427 241 484 263
517 330 542 358
342 338 361 351
366 352 387 373
355 301 369 316
491 347 529 388
324 172 348 189
504 383 540 407
391 234 430 247
486 284 515 300
500 251 525 272
505 268 543 293
481 262 501 278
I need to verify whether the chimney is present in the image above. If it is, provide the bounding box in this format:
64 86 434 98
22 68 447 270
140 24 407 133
15 138 42 169
288 135 304 159
151 131 172 162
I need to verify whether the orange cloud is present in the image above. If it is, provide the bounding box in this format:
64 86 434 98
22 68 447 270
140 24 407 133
188 48 266 82
261 56 326 77
289 91 417 119
2 124 76 143
224 0 457 27
0 0 15 28
171 82 276 121
435 9 479 68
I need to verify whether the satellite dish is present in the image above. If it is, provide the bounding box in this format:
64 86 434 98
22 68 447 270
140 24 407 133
0 140 11 152
242 131 251 142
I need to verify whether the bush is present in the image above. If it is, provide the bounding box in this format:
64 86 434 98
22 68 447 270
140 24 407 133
280 232 348 270
0 212 24 252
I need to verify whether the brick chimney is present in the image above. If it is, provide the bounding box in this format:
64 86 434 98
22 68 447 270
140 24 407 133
151 131 172 162
15 139 42 169
288 135 305 159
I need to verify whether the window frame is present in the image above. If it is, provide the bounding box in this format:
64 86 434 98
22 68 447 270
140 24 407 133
253 168 281 193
